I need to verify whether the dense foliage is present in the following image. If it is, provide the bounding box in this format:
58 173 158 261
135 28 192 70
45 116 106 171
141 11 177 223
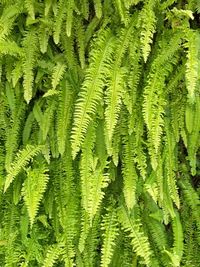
0 0 200 266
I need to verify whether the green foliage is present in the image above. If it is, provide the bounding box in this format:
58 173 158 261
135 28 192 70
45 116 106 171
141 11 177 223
0 1 199 266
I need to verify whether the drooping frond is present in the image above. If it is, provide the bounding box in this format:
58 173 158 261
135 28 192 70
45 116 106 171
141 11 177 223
52 62 66 90
22 30 38 103
165 210 183 267
53 0 66 44
105 15 138 144
139 0 157 62
118 205 152 266
57 79 74 156
42 244 64 267
22 163 49 227
66 0 74 37
4 145 43 192
93 0 102 18
143 32 181 169
122 130 138 210
71 29 115 158
100 206 119 267
185 30 200 103
25 0 35 19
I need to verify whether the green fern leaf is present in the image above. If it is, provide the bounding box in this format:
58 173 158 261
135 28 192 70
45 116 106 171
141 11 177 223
122 132 138 210
71 29 115 158
22 164 49 227
22 30 38 103
52 62 66 90
101 207 118 267
118 205 152 266
25 0 35 19
0 39 22 56
185 30 200 102
4 145 43 192
66 0 74 37
93 0 102 18
57 80 74 155
42 244 64 267
139 0 157 62
53 0 66 44
172 211 183 266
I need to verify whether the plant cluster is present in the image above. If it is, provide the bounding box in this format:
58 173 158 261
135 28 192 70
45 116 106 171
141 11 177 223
0 0 200 266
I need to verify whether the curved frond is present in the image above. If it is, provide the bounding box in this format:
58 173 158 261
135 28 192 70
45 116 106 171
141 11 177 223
22 163 49 227
4 145 43 192
71 29 115 158
101 207 118 267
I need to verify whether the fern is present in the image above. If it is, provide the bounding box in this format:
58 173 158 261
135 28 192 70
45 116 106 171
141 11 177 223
0 1 199 266
101 206 118 267
71 29 115 158
57 79 74 156
25 0 35 19
4 145 43 192
22 30 38 103
118 205 152 266
52 62 66 90
139 0 157 62
122 131 138 210
105 16 137 144
42 244 64 267
22 163 49 227
66 0 74 37
185 30 200 103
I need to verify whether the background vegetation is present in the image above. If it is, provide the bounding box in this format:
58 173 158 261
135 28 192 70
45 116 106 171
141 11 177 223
0 0 200 266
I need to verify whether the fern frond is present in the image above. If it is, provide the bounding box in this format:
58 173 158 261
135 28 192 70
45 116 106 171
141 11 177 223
53 0 66 44
4 145 43 192
88 163 109 222
165 211 183 267
164 120 180 208
22 163 49 227
143 33 181 169
179 178 200 229
57 79 74 155
71 29 115 158
78 211 91 253
139 0 157 62
52 62 66 90
80 123 96 217
80 0 89 19
101 206 118 267
185 30 200 103
39 17 53 54
0 2 23 40
0 39 22 56
118 205 152 266
172 211 183 266
186 95 200 175
114 0 127 23
5 97 26 171
105 45 127 142
25 0 35 19
22 30 38 103
122 132 138 210
93 0 102 18
82 213 101 266
66 0 74 37
42 244 64 267
12 60 23 87
76 17 86 69
42 101 56 142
